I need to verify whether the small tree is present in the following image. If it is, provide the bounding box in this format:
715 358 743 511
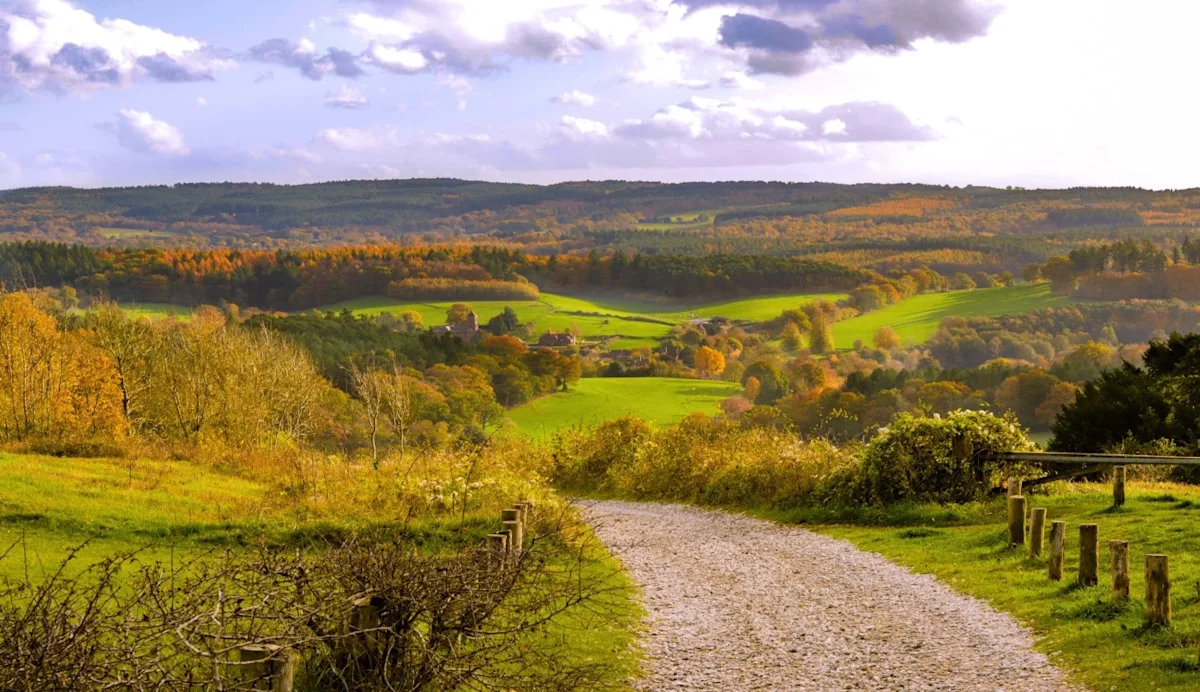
809 312 835 355
694 346 726 378
780 323 803 351
446 303 474 326
872 326 901 352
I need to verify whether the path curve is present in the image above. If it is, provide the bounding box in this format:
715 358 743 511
584 500 1081 691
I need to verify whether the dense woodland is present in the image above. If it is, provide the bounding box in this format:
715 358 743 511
6 180 1200 277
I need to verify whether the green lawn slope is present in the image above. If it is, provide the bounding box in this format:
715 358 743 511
831 283 1066 349
806 482 1200 691
506 377 740 438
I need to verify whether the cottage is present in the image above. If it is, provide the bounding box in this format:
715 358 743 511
538 331 576 347
432 311 480 340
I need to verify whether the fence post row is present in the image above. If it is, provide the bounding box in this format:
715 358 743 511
1113 466 1126 507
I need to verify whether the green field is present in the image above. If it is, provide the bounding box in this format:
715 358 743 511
831 284 1066 349
121 302 196 319
0 452 277 580
803 482 1200 691
0 451 642 685
636 209 723 231
506 377 740 438
319 292 845 348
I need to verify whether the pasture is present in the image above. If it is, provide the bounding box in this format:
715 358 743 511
506 377 740 438
831 283 1067 349
318 291 846 347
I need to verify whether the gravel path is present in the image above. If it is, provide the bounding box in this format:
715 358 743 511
583 500 1082 691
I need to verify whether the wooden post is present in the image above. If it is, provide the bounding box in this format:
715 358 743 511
1029 508 1047 558
501 520 522 551
1007 495 1026 548
487 532 508 554
1146 554 1171 626
501 508 523 550
1008 476 1022 497
239 645 295 692
1078 524 1099 587
1113 466 1126 507
1110 540 1130 600
1048 521 1066 581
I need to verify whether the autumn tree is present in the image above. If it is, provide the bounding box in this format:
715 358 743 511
872 326 901 351
808 312 835 355
83 303 154 422
780 323 803 351
694 346 726 378
446 303 474 326
1041 256 1079 295
0 293 124 441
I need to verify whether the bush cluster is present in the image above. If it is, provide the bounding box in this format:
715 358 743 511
553 409 1036 508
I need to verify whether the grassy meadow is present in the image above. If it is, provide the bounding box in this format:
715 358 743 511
791 482 1200 691
830 283 1066 349
0 450 643 684
506 377 740 438
317 292 844 348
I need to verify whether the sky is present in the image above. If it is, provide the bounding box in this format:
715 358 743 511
0 0 1194 190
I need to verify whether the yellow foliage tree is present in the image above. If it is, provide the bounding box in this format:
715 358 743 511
872 326 902 351
0 293 125 441
694 346 726 378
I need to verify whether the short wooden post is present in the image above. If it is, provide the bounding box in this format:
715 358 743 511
501 520 522 552
1112 466 1126 507
1110 540 1130 600
1048 521 1065 580
1008 476 1022 497
1007 495 1026 548
1146 554 1171 626
487 532 508 554
239 645 295 692
501 508 523 550
1078 524 1099 586
1029 508 1046 558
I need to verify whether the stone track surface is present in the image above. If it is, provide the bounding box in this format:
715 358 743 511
583 500 1082 691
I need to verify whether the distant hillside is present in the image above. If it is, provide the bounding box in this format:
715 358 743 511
0 179 1194 276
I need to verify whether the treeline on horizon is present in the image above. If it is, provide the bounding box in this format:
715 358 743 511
0 241 873 309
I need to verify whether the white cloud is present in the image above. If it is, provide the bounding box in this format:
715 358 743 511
552 89 597 107
822 118 847 136
114 109 189 156
196 96 208 107
254 146 323 164
316 126 402 152
345 13 416 43
325 84 369 109
438 74 472 110
560 115 609 139
0 0 232 94
362 44 428 74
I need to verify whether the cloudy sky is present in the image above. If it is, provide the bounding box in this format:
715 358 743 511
0 0 1191 189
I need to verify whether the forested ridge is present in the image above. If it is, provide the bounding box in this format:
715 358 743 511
7 179 1200 278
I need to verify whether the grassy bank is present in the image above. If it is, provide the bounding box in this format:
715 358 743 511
0 451 643 687
791 483 1200 691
